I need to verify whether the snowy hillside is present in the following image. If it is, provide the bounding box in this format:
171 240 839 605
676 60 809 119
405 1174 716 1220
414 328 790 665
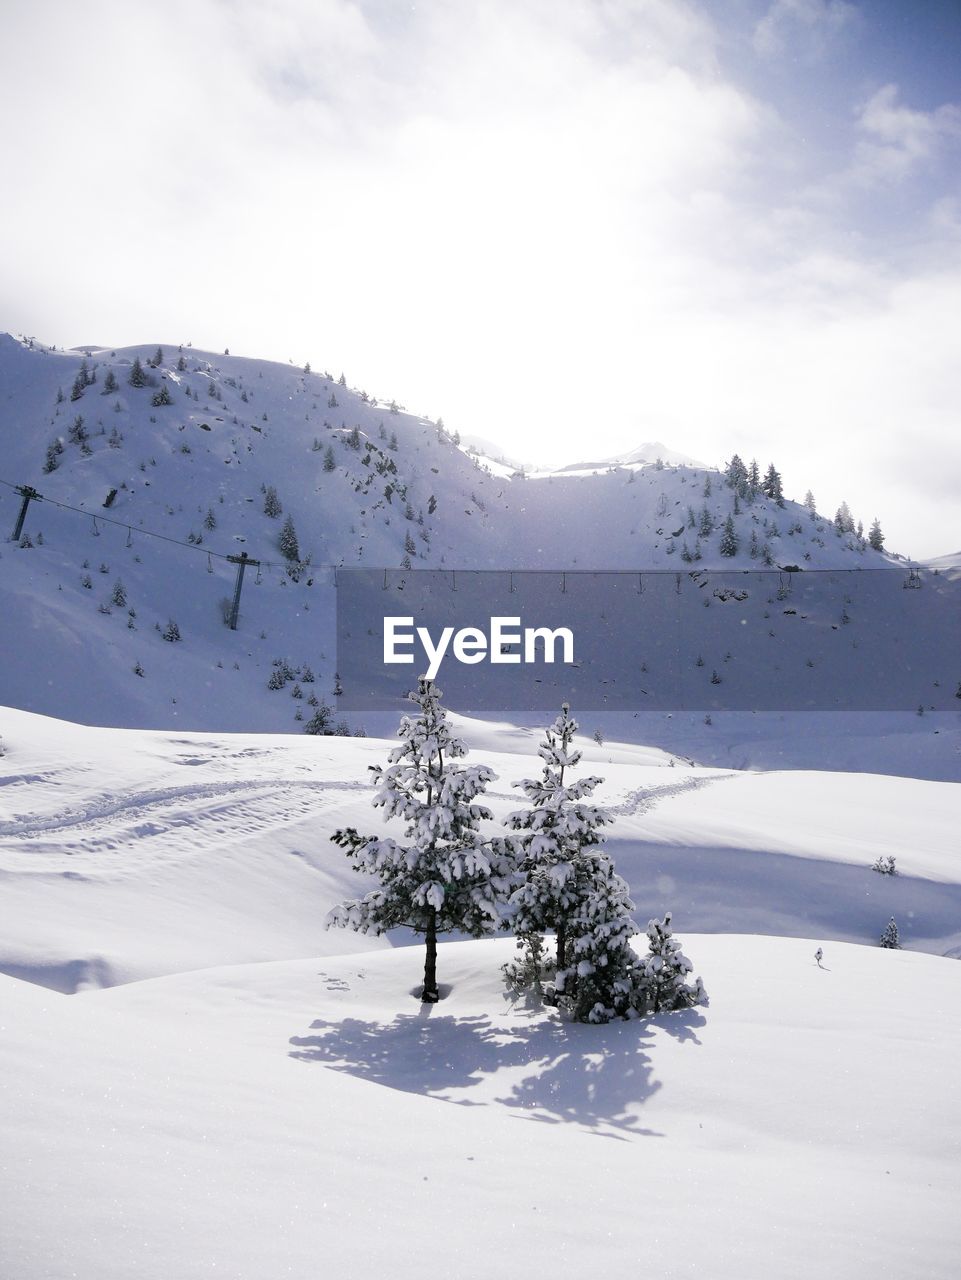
3 333 955 733
2 705 960 991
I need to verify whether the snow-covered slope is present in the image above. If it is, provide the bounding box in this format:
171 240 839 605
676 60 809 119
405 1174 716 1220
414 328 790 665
2 705 959 993
1 333 952 732
3 936 960 1280
2 702 960 1279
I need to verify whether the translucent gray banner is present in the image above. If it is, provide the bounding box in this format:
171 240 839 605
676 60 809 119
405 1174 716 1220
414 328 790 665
335 567 959 713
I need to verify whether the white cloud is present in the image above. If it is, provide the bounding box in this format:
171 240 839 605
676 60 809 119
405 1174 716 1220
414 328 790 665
753 0 858 60
851 84 961 186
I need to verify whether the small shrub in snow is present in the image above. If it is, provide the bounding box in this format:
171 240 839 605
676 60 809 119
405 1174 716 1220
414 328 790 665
162 620 181 642
638 913 706 1013
880 917 901 949
872 855 897 876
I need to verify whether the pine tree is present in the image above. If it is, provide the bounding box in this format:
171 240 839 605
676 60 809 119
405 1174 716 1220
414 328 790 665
328 678 510 1003
725 455 748 490
304 703 333 733
868 518 884 551
834 501 855 534
151 383 173 406
111 579 127 608
279 514 300 562
762 463 784 507
404 530 416 556
719 514 738 557
263 485 282 518
804 490 817 516
152 346 164 367
879 917 901 949
323 445 336 472
70 373 85 401
203 508 217 531
639 913 706 1012
128 357 148 388
348 425 361 449
102 369 119 394
500 704 641 1022
748 458 760 495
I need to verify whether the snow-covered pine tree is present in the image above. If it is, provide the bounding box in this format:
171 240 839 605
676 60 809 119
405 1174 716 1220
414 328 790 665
500 704 639 1022
725 454 747 490
762 463 784 507
328 678 510 1003
279 514 300 562
263 485 282 518
128 357 148 388
639 913 706 1013
719 514 738 557
556 846 643 1024
868 518 884 551
880 917 901 949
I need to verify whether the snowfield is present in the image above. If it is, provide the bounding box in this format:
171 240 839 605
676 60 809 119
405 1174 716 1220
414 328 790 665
2 705 961 1278
2 937 960 1280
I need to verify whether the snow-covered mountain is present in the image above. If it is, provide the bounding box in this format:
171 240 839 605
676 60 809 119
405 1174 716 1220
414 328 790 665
543 439 707 473
1 333 955 732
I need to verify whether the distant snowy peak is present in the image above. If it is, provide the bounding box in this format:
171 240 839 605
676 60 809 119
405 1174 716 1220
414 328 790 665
546 440 707 475
459 433 529 474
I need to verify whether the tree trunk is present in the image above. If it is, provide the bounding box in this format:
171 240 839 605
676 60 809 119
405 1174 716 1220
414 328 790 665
556 920 567 972
423 913 439 1003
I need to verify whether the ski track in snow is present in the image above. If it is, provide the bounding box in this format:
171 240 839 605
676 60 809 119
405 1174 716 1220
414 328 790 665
0 770 732 868
606 772 735 818
0 778 372 863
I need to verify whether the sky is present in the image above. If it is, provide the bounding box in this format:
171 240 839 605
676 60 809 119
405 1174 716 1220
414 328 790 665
1 0 959 558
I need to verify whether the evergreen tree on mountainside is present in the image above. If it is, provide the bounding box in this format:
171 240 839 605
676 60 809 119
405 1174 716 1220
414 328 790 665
719 514 739 556
328 679 511 1003
868 518 885 551
762 463 784 507
748 458 761 496
725 454 748 491
834 501 855 534
263 485 282 518
279 515 300 562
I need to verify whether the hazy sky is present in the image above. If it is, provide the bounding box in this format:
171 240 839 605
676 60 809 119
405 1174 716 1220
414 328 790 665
1 0 959 556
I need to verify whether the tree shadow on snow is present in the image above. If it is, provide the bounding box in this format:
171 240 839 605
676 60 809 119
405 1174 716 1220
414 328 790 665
289 1004 706 1138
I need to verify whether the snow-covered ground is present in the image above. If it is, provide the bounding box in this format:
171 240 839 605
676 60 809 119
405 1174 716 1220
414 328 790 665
2 702 961 1277
3 935 960 1280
